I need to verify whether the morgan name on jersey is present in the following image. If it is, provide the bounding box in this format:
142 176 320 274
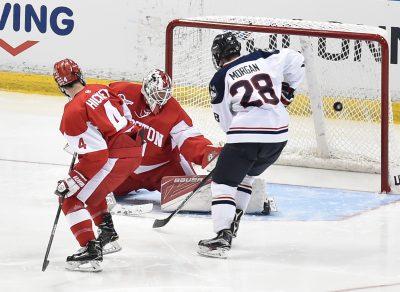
209 49 305 144
228 63 260 80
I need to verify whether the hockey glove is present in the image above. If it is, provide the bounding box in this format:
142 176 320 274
201 145 222 170
55 170 87 198
280 82 295 107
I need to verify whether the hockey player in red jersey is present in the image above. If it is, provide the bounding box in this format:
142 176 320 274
53 59 144 271
109 69 221 195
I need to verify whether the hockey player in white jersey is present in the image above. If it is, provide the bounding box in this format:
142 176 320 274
198 32 305 258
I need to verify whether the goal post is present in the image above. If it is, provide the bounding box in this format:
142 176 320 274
165 17 396 193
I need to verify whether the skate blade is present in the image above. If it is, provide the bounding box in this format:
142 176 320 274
103 241 122 255
65 260 103 272
197 246 229 259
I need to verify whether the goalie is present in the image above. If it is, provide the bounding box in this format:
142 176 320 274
110 69 221 196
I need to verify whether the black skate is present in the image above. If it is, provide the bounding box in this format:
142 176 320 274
230 209 244 238
197 229 233 259
65 239 103 272
97 212 121 255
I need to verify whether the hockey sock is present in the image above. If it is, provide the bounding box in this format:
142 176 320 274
211 196 236 233
62 197 95 247
211 182 237 233
87 199 108 226
235 176 255 211
236 185 252 211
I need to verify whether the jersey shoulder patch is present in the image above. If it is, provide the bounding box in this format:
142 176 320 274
209 71 226 105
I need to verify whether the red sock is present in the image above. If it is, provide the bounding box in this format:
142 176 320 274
62 197 95 247
70 220 96 247
87 199 108 226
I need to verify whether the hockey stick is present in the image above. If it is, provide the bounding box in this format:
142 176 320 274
42 153 77 272
152 170 213 228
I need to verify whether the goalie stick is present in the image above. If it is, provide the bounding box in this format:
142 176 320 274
152 170 213 228
42 153 77 272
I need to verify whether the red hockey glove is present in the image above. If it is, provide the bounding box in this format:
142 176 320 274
55 170 87 198
281 82 295 107
201 145 222 169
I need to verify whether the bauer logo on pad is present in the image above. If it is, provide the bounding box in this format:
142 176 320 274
160 175 212 212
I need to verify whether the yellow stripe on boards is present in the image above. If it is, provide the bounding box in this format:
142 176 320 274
1 71 399 124
173 86 400 125
0 71 117 96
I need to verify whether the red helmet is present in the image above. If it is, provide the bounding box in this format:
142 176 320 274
53 58 85 87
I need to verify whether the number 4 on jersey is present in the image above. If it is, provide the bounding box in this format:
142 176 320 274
104 101 127 131
78 137 87 149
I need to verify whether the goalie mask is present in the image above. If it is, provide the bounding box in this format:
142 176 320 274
53 58 86 97
211 32 241 69
141 69 172 114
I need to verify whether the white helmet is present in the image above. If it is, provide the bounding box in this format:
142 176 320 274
141 69 172 114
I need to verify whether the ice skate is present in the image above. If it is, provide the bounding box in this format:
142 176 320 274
65 239 103 272
97 212 121 255
230 209 244 238
197 229 233 259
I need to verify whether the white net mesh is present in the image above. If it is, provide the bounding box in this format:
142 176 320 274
169 16 400 183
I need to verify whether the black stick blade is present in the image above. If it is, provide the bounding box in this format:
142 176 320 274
42 260 49 272
152 217 170 228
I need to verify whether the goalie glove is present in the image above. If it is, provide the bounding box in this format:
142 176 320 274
55 170 87 198
201 145 222 170
280 82 295 107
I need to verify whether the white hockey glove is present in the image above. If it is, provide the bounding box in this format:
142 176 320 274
55 170 87 198
280 82 295 107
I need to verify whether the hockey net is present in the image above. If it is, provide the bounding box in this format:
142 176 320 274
166 17 400 193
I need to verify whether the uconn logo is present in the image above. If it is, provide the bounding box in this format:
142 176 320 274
0 3 74 56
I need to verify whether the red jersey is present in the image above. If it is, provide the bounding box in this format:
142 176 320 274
109 81 211 175
60 84 137 178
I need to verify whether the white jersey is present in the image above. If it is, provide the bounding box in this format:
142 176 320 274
209 49 305 144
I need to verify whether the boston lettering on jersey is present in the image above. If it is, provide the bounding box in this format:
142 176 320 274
133 120 164 148
229 63 260 80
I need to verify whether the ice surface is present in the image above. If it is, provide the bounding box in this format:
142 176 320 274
2 91 400 292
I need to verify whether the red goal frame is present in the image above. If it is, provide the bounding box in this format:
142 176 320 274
165 19 391 193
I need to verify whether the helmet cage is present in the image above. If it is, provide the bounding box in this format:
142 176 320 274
141 69 172 113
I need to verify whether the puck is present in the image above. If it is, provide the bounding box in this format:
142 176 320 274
333 101 343 112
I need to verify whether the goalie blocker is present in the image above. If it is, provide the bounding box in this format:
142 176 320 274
160 175 274 214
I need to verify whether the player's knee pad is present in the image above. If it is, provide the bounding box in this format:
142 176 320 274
211 182 236 198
